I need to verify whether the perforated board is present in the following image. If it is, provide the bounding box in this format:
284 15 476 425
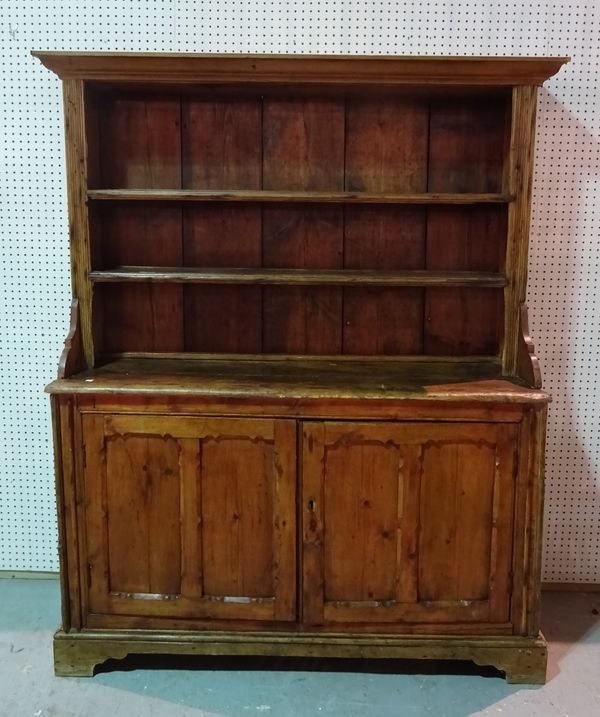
0 1 598 582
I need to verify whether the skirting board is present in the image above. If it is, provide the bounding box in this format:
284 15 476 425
53 628 548 684
0 570 60 580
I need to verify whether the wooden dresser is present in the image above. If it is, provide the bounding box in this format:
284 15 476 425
33 52 568 682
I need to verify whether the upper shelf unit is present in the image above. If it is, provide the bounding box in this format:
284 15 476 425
32 52 569 373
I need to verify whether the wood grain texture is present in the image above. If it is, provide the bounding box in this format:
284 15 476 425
263 97 344 191
89 267 507 287
526 407 548 635
51 397 70 631
396 446 422 604
88 189 514 203
91 92 184 355
272 420 297 621
57 299 85 379
424 205 507 355
83 610 513 634
98 92 181 189
301 423 326 625
418 441 496 601
343 207 426 354
54 397 82 630
323 439 400 601
183 205 262 352
104 414 275 440
303 422 516 627
262 98 344 353
426 98 509 357
179 438 202 599
96 203 183 268
80 413 296 622
73 392 528 424
262 206 343 354
344 97 428 355
53 628 548 682
517 305 542 388
180 98 263 352
46 356 549 406
503 86 538 375
428 97 508 193
489 424 517 623
82 413 110 614
94 284 184 353
95 203 183 354
181 97 261 189
33 51 569 86
62 80 94 367
345 98 428 192
511 409 533 635
105 434 182 595
201 437 274 597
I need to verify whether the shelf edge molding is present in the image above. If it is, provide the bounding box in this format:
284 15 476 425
87 189 515 204
32 52 569 85
89 267 509 288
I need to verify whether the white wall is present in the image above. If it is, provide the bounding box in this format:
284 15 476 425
1 1 598 581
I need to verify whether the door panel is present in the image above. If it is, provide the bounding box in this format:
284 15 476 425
323 441 400 602
81 414 296 622
105 434 182 596
419 441 496 602
201 437 275 598
302 421 517 628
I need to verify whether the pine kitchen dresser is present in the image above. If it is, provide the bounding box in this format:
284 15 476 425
32 51 568 682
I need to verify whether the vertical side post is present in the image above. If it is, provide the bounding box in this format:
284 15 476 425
502 85 538 377
62 79 94 367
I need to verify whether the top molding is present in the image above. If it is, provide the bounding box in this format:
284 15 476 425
31 52 569 86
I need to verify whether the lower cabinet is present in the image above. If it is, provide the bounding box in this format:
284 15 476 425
54 403 548 681
79 413 517 632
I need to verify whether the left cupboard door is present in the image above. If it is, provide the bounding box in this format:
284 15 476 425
79 414 297 624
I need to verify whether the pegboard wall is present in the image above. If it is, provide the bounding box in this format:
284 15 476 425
0 1 598 582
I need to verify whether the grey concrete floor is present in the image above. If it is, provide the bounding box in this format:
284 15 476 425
0 579 598 717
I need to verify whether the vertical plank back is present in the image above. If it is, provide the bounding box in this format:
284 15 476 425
425 96 509 357
181 97 263 353
428 97 507 193
98 92 182 188
262 98 345 353
424 206 507 355
262 205 343 353
343 99 428 355
183 205 262 352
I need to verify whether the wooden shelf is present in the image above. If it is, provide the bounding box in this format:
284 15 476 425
89 267 509 288
45 356 549 405
87 189 514 204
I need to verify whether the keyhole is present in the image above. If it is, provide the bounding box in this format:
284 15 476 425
307 499 316 512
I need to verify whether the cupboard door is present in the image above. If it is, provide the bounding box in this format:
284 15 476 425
302 421 516 628
81 414 296 622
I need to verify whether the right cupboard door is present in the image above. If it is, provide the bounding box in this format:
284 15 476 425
301 421 517 630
